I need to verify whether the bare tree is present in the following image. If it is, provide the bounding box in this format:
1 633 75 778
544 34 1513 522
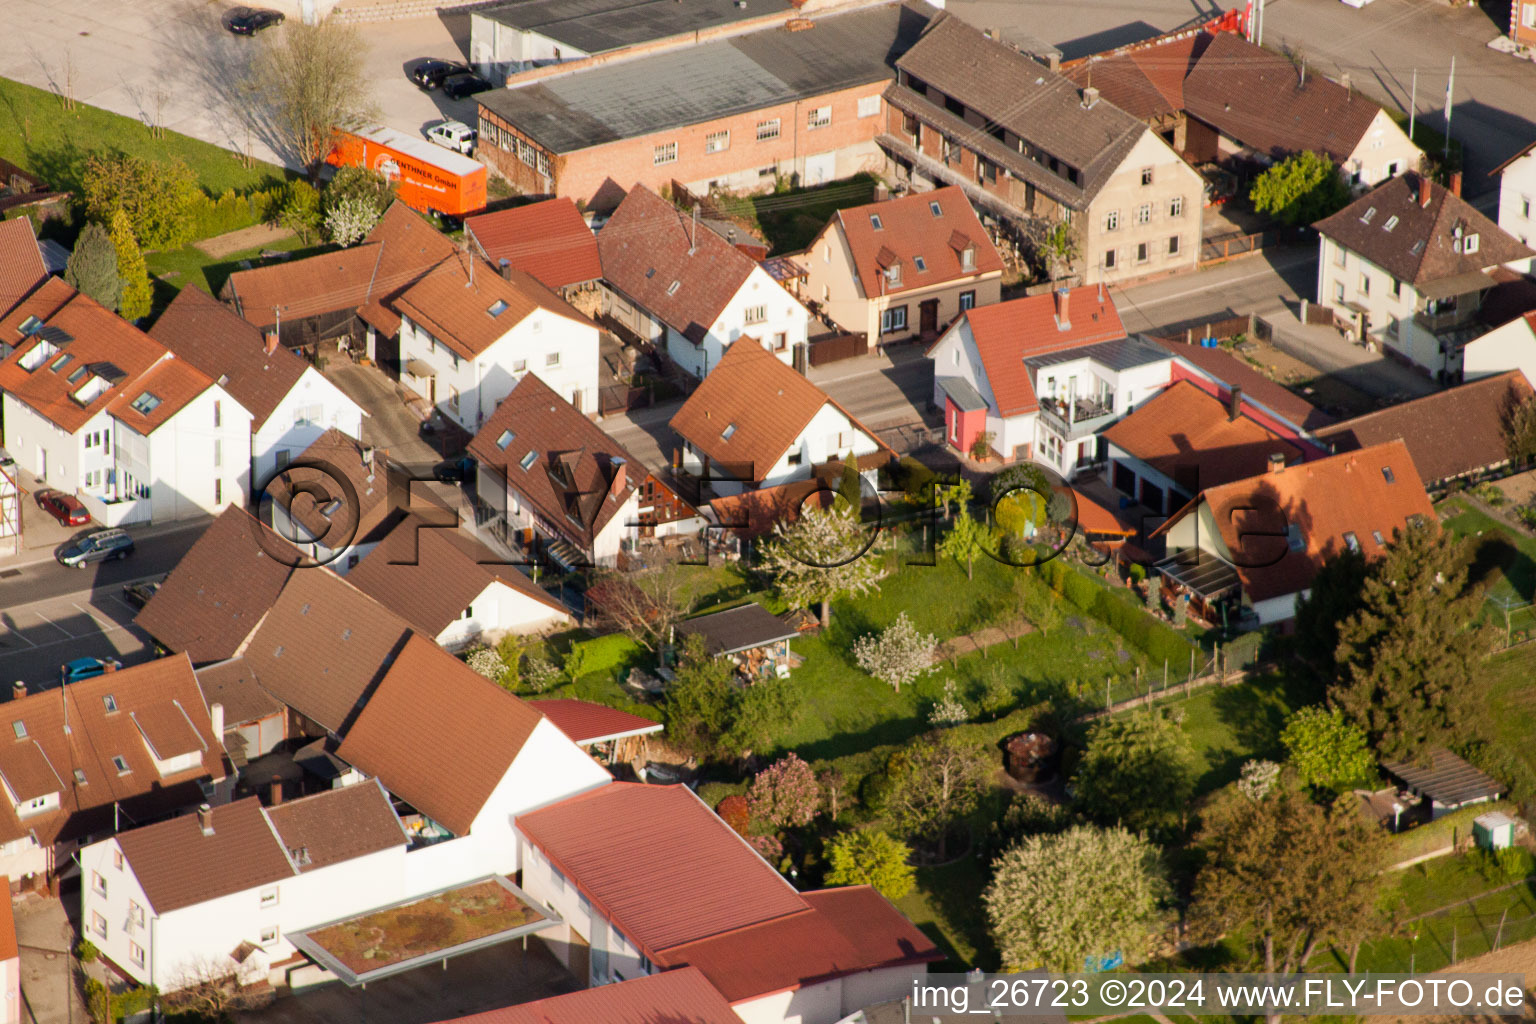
243 19 377 175
163 956 270 1021
588 548 698 651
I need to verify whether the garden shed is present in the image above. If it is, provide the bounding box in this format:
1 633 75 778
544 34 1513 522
1474 811 1519 851
1381 748 1505 821
674 604 799 682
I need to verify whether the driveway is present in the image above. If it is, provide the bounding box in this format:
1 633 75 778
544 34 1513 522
243 939 578 1024
325 361 442 469
0 0 476 173
15 895 85 1024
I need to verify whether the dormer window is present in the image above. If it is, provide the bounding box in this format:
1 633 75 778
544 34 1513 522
961 247 976 271
74 376 111 406
1360 207 1376 224
869 214 883 231
520 450 538 471
19 341 55 372
129 392 161 415
102 695 117 713
884 263 902 287
1464 233 1479 254
496 430 514 450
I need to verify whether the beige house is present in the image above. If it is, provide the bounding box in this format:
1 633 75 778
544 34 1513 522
798 186 1005 344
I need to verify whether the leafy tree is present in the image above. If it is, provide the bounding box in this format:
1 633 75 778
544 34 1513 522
325 194 383 246
1331 521 1491 757
1281 706 1375 793
244 20 378 175
928 680 969 726
938 486 995 580
1037 221 1080 281
825 829 916 901
851 611 937 691
1292 546 1369 671
1249 150 1350 226
984 793 1075 861
748 753 821 830
1236 759 1282 802
818 767 847 820
987 824 1168 972
664 634 798 761
837 453 862 515
64 221 121 311
277 180 322 244
885 730 992 859
324 165 394 221
1015 574 1062 638
82 153 201 250
110 210 152 322
715 795 751 837
1190 786 1387 1002
760 504 883 626
1071 709 1197 837
1502 391 1536 465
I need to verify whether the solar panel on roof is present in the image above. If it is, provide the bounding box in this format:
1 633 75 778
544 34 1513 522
37 326 73 344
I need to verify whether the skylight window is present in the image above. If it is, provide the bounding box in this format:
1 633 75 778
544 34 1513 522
11 722 24 740
914 256 927 272
1360 207 1376 225
1285 523 1304 552
49 353 72 373
1343 531 1360 552
102 695 117 713
73 769 86 785
870 214 884 230
1410 240 1425 256
1384 215 1399 232
487 300 509 317
496 429 515 450
722 423 737 440
929 201 942 217
112 756 130 775
520 450 538 471
1381 466 1395 483
666 280 680 296
16 316 41 337
1372 530 1385 545
129 392 161 415
67 366 88 384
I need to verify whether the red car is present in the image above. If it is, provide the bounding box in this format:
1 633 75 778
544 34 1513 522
37 489 89 527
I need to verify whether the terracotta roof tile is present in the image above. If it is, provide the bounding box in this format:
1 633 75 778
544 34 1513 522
194 658 283 728
264 778 407 872
516 782 807 959
1163 341 1334 430
1313 173 1534 287
346 516 568 637
429 967 742 1024
467 199 603 292
706 476 838 539
1317 371 1534 484
596 186 756 342
0 878 17 961
1101 380 1303 491
0 279 168 433
830 186 1003 299
0 655 225 848
149 286 309 431
526 700 662 745
950 287 1127 417
393 255 592 360
135 506 300 664
467 373 638 552
654 887 942 1003
337 635 544 837
1063 32 1210 120
105 356 216 435
243 568 413 735
0 217 48 317
116 798 294 914
264 428 393 554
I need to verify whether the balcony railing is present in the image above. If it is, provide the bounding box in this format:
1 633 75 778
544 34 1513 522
1040 396 1116 439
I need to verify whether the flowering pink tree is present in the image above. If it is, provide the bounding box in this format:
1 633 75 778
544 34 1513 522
748 753 822 830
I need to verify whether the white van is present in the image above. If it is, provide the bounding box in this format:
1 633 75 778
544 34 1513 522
426 120 477 156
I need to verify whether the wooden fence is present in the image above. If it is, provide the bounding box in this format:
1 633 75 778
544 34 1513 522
598 384 651 416
807 332 869 367
1300 300 1340 327
1150 313 1270 347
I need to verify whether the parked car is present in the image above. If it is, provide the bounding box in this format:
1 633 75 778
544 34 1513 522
222 7 285 34
57 528 134 569
37 489 89 526
441 72 494 100
411 59 469 90
426 119 477 156
121 579 162 610
61 656 121 685
432 457 473 483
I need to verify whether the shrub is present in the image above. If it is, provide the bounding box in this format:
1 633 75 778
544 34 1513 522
859 769 896 814
716 794 751 837
523 657 562 693
76 938 99 963
464 645 505 683
825 829 916 900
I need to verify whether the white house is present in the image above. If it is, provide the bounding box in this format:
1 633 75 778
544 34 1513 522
467 373 641 568
1464 312 1536 383
346 516 572 650
1495 139 1536 268
395 256 601 429
669 336 886 497
0 280 253 526
1313 173 1536 381
149 286 364 490
926 286 1172 477
597 185 809 379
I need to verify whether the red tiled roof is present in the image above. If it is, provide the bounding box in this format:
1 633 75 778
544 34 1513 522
0 217 48 317
264 778 407 872
1164 439 1435 603
0 877 16 961
950 287 1127 417
654 887 942 1004
337 635 545 837
1101 380 1304 491
467 198 603 292
597 185 756 343
706 476 838 539
830 186 1003 299
393 254 592 359
1063 31 1212 119
528 699 662 745
429 967 743 1024
105 355 216 435
0 279 168 433
516 783 807 958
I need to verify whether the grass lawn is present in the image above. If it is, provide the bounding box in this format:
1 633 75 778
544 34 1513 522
1141 670 1311 794
145 236 328 309
1438 497 1536 629
0 76 286 196
711 173 879 255
896 852 993 970
1481 643 1536 800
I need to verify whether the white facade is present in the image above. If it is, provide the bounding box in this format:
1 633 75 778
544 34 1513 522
679 400 882 496
732 965 927 1024
251 368 365 488
480 464 641 567
659 266 810 380
519 838 651 988
399 307 600 431
1341 109 1423 189
432 579 572 652
1463 316 1536 383
1314 235 1447 374
1498 148 1536 271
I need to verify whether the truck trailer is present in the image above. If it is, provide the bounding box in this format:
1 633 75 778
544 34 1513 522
326 126 488 218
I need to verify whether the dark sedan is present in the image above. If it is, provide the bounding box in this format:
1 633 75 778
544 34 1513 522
411 59 469 90
223 7 285 34
36 489 89 526
441 72 494 100
121 580 162 610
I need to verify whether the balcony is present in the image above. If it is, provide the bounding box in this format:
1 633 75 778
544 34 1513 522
1039 395 1116 440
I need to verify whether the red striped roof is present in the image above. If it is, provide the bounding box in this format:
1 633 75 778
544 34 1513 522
467 199 602 292
528 699 663 745
428 967 742 1024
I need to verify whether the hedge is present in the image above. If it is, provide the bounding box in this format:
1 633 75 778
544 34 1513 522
1036 558 1195 668
184 187 284 241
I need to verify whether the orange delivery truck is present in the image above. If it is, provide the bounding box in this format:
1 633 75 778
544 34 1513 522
326 126 487 218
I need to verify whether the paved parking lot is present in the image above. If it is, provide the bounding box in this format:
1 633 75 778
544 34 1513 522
0 585 157 693
0 0 476 172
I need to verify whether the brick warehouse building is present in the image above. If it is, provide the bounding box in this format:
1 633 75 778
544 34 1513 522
475 2 933 205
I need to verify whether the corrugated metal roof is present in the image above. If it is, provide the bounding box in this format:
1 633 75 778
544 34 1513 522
475 0 779 56
427 965 742 1024
527 700 663 745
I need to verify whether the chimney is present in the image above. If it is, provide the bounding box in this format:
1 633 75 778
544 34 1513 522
609 457 627 499
270 775 284 806
210 702 224 740
10 682 23 702
1054 288 1071 331
101 662 116 674
1227 386 1243 422
498 257 512 281
1082 86 1100 110
197 804 214 836
1340 72 1351 96
1419 177 1433 208
874 183 890 202
264 332 279 356
1268 452 1286 474
688 205 699 256
1449 170 1463 197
